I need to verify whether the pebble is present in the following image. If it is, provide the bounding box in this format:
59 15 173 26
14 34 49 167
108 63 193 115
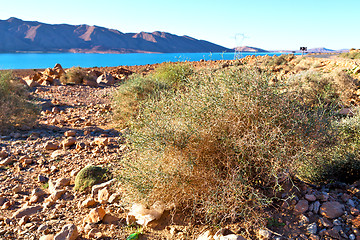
307 222 317 234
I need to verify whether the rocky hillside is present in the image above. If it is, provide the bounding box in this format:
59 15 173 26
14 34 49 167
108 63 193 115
0 17 231 53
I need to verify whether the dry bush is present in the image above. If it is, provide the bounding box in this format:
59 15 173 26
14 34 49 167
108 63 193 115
60 67 95 85
0 72 39 132
119 67 314 226
286 70 357 108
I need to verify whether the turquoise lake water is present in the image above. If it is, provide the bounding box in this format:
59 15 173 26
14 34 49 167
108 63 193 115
0 52 298 69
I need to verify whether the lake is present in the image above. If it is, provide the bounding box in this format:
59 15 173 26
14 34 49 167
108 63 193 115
0 52 298 70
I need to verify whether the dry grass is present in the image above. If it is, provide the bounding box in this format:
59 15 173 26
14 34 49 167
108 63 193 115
0 72 39 133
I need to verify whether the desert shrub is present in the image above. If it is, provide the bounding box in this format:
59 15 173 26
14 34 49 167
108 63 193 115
112 63 193 128
297 111 360 183
340 50 360 59
0 72 39 132
60 67 95 85
286 70 357 108
118 67 320 226
261 54 295 67
74 165 110 191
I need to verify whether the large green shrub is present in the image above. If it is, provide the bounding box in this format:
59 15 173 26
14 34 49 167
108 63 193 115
0 72 39 132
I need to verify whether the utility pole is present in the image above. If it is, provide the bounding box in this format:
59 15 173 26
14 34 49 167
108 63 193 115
300 47 307 57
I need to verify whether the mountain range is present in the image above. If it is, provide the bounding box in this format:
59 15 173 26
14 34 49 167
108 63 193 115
0 17 231 53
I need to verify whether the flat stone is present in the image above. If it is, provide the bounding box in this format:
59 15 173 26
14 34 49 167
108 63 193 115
0 158 13 166
81 198 96 208
320 201 344 219
294 200 309 214
91 179 116 197
39 235 55 240
305 194 317 202
12 205 43 218
54 224 78 240
102 214 120 224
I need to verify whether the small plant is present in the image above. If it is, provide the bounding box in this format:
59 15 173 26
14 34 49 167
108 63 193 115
74 165 110 191
126 228 143 240
266 217 285 228
42 182 49 189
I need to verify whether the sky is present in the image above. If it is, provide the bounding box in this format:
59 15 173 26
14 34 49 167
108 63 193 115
0 0 359 50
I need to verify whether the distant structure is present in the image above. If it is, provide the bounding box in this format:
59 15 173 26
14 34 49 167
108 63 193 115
300 47 307 56
234 33 249 59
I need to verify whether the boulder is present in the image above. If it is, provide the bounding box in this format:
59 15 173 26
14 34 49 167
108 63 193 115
97 73 114 85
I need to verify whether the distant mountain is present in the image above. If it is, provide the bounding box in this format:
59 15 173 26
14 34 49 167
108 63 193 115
307 47 335 53
234 46 268 52
0 17 231 53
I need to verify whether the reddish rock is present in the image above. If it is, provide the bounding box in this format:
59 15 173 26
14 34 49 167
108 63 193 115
12 205 43 218
320 201 344 219
294 200 309 214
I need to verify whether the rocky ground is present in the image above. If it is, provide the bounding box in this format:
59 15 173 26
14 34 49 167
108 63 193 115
1 57 360 239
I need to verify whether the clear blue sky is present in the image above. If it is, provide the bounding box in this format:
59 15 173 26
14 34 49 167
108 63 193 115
1 0 359 50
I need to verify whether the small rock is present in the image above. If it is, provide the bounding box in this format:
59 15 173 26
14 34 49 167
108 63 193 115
102 214 119 224
81 198 96 208
93 137 109 147
108 193 120 204
64 130 76 137
258 229 272 239
38 175 49 183
307 222 317 234
50 150 66 159
319 217 333 228
294 200 309 214
12 205 43 218
39 235 55 240
55 178 71 187
32 188 46 198
320 201 345 219
305 194 317 202
12 185 22 194
84 206 106 224
197 230 213 240
98 188 109 204
54 224 78 240
0 150 8 159
91 179 116 197
61 137 76 149
44 142 59 150
38 224 49 232
87 228 103 238
313 201 320 214
97 73 114 85
0 157 13 166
